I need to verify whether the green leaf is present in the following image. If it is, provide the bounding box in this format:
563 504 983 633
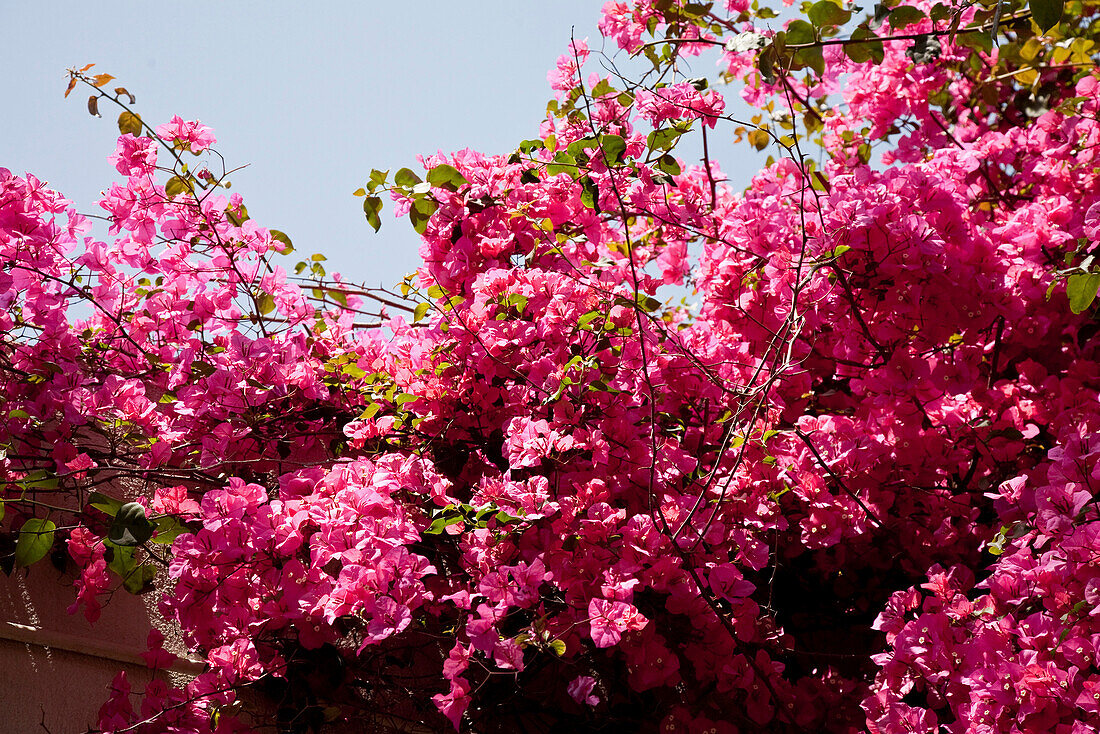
808 0 851 28
328 288 349 308
494 510 522 525
1030 0 1064 32
117 111 143 136
844 27 885 63
758 44 777 85
549 639 567 656
1067 272 1100 313
368 168 389 191
793 45 826 75
18 470 58 491
577 310 602 329
647 127 685 153
591 79 615 97
394 168 422 188
191 360 216 378
269 229 293 253
15 518 55 568
108 502 156 547
89 491 124 516
503 293 528 313
104 541 157 594
519 139 546 154
409 198 438 235
785 19 816 45
413 301 430 322
363 196 383 232
226 206 249 227
580 177 600 211
929 2 951 21
546 151 578 177
426 164 468 191
956 29 993 53
888 5 927 29
599 134 627 164
424 515 464 535
341 361 365 379
150 515 188 545
474 506 497 524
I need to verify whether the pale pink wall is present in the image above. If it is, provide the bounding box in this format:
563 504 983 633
0 568 198 734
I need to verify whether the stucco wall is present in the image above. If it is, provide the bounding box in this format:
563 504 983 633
0 567 199 734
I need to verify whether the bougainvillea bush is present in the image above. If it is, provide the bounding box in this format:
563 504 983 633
4 0 1100 731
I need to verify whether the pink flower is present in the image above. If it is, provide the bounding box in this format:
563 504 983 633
588 598 648 648
599 2 651 53
141 629 177 670
568 675 600 705
153 484 201 517
432 677 471 730
207 638 264 685
634 82 726 128
155 115 216 153
108 134 158 177
63 452 96 479
547 39 589 93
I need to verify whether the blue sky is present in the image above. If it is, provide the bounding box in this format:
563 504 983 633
2 2 764 291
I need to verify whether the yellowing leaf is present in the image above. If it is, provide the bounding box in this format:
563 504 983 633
257 293 276 315
117 111 143 136
165 176 189 198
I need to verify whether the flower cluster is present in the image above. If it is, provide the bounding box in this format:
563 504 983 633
4 0 1100 732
